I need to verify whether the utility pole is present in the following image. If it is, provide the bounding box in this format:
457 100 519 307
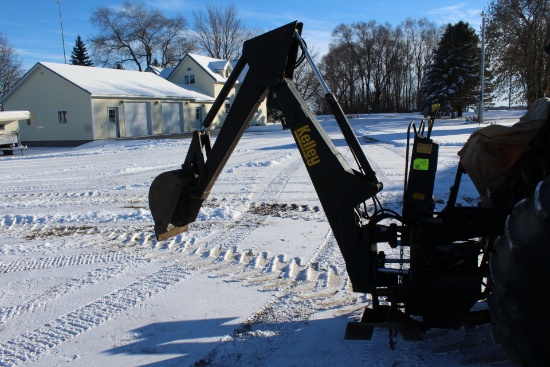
57 0 67 64
479 11 486 124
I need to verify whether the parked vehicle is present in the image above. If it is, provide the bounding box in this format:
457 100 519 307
0 110 30 155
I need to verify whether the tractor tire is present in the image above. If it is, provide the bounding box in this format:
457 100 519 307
489 176 550 367
2 149 13 156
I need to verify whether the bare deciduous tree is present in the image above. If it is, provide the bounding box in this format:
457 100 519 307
293 45 323 104
319 19 441 114
486 0 550 105
269 42 323 119
192 4 257 60
90 0 192 70
159 17 195 67
0 34 23 98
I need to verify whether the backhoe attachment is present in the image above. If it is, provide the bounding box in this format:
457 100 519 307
148 23 550 363
149 21 302 241
148 21 383 291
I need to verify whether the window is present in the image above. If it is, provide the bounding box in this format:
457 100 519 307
58 110 67 124
184 74 195 84
108 109 116 123
27 113 35 126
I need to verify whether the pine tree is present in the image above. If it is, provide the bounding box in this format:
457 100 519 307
70 35 94 66
421 22 484 117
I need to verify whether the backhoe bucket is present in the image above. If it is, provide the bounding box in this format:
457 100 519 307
149 169 203 241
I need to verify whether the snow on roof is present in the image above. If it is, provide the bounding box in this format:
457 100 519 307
158 67 175 79
38 62 214 101
186 54 230 82
209 60 228 72
146 65 176 80
145 65 163 75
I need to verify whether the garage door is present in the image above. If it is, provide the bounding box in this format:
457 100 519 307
124 102 151 137
162 102 183 134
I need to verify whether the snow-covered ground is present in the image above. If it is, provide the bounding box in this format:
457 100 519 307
0 110 523 367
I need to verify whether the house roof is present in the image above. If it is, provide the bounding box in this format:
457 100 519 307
147 65 176 79
158 67 176 79
149 54 250 86
183 54 231 83
145 65 163 75
157 53 250 86
3 62 215 102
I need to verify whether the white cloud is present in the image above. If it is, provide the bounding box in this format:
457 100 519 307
428 3 484 28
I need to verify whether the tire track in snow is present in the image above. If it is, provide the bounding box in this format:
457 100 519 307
0 191 148 213
192 232 354 367
0 252 144 274
361 141 406 190
261 155 304 203
199 156 304 250
0 154 306 366
190 142 403 366
0 259 149 325
0 263 192 367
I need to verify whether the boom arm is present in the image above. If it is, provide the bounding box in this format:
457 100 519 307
149 21 382 291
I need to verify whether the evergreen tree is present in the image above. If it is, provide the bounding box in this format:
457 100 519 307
421 21 484 117
70 35 94 66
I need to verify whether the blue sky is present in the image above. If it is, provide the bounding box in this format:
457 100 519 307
1 0 489 71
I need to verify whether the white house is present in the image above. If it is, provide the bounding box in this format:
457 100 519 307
1 52 269 147
0 62 215 146
153 53 268 127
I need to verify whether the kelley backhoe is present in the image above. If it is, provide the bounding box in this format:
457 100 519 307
148 22 550 366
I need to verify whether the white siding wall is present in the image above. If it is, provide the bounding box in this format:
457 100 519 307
202 84 267 130
91 99 121 140
184 102 205 131
169 58 216 97
94 98 192 138
167 56 267 130
4 65 94 143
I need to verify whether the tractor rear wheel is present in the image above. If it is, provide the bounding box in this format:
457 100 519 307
489 176 550 366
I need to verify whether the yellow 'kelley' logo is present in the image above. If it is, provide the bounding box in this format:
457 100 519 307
294 124 321 166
